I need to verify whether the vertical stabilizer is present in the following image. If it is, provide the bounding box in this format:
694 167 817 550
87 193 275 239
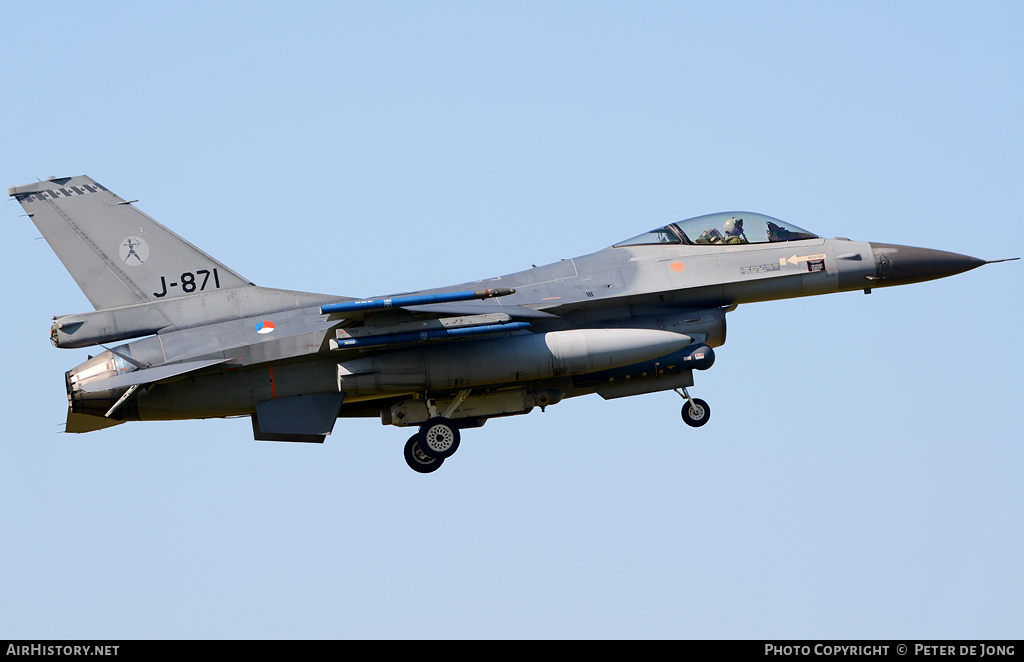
10 176 253 310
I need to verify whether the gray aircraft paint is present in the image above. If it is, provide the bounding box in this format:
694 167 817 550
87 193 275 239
12 175 1009 471
10 176 252 310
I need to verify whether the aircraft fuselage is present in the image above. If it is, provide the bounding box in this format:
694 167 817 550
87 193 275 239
66 235 982 426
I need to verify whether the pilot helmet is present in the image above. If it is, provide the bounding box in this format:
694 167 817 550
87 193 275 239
724 217 743 235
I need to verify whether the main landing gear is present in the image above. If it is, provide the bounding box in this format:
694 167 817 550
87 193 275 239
674 387 711 428
402 394 466 474
402 418 462 473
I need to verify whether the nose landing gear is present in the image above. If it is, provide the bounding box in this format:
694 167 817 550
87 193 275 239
675 387 711 428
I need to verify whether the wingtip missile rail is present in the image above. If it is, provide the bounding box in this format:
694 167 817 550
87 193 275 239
320 288 516 316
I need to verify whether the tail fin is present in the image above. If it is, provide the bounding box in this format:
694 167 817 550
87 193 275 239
9 176 253 310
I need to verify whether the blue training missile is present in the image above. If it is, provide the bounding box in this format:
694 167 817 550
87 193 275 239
321 288 516 316
332 321 532 349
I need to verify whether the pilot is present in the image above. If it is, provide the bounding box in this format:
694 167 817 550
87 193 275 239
724 217 748 244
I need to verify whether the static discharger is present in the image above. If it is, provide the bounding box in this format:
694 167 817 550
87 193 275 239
320 288 516 316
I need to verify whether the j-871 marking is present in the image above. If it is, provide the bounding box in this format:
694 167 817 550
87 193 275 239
153 269 221 297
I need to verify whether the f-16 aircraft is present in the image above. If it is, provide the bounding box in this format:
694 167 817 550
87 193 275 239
11 176 1016 473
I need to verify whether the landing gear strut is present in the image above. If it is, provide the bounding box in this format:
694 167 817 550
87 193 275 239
675 387 711 428
402 392 470 473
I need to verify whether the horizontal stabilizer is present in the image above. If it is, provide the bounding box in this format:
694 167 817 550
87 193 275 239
66 410 126 433
79 358 232 393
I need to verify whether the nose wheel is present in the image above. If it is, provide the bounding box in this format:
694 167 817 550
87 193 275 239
675 388 711 428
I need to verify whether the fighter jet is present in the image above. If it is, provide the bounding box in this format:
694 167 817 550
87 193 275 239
10 176 1016 473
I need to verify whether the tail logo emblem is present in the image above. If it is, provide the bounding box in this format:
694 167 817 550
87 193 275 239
255 321 275 334
119 236 150 266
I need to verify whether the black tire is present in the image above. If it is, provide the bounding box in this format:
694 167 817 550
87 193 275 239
418 417 461 459
404 435 444 474
681 398 711 427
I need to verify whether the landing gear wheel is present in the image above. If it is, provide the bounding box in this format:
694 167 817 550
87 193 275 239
681 398 711 427
418 417 461 459
404 435 444 474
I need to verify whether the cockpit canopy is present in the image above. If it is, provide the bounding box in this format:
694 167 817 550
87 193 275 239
614 212 818 248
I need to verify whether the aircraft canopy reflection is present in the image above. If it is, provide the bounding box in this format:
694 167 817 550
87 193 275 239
615 212 819 247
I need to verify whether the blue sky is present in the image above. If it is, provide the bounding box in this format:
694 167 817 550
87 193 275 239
1 1 1021 638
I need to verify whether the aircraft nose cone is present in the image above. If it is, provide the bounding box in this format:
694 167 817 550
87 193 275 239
868 243 986 286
